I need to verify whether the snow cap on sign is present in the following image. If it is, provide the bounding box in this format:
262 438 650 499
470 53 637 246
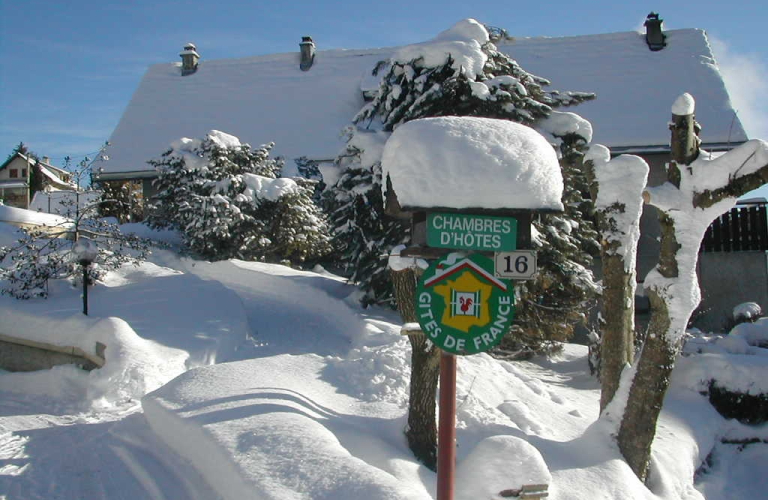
381 116 564 211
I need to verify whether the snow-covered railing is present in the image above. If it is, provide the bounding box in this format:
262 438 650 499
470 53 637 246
701 201 768 252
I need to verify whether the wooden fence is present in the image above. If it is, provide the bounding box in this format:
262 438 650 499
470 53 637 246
701 203 768 252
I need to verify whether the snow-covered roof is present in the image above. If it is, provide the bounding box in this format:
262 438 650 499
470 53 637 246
98 27 747 175
0 204 72 228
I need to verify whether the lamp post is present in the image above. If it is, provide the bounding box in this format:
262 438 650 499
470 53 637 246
73 237 98 315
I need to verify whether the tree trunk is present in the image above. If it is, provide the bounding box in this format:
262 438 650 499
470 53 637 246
584 156 641 413
617 287 676 481
616 99 768 484
390 266 441 470
616 108 695 482
599 252 635 412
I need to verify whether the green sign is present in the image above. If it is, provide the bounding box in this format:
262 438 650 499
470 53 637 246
415 254 515 355
426 213 517 252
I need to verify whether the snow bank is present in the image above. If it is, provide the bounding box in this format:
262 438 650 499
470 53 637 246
0 312 187 406
730 317 768 346
0 258 250 406
381 116 563 210
143 355 432 500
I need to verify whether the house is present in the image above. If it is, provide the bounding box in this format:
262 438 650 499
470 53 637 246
0 151 74 209
94 15 764 331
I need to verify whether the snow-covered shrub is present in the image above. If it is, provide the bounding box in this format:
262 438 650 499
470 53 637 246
733 302 763 324
708 383 767 425
147 131 332 264
0 221 150 299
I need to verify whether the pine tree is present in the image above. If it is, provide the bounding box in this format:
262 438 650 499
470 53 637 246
148 131 332 264
323 19 598 327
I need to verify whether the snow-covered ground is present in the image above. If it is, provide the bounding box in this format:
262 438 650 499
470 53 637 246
0 222 766 499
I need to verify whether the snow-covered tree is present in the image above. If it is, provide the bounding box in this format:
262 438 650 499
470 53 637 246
584 145 649 411
1 144 150 300
147 130 332 264
0 204 150 300
325 18 598 468
503 120 601 356
615 94 768 482
323 19 597 315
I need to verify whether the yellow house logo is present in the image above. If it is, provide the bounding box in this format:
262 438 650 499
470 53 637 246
416 255 514 355
434 272 492 332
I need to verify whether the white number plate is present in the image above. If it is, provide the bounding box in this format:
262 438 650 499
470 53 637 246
494 251 537 280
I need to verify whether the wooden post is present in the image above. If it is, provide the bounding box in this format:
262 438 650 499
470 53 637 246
437 352 457 500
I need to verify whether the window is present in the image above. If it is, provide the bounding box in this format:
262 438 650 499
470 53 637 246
21 169 26 177
9 169 18 178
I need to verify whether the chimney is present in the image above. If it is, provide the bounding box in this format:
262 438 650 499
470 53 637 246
644 12 666 51
42 156 51 165
180 43 200 75
299 36 315 71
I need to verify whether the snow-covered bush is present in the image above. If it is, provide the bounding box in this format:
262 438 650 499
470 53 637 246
0 217 150 299
733 302 763 324
147 130 332 264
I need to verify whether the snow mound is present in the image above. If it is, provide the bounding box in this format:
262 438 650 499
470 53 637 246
382 116 563 211
0 313 187 407
143 355 431 500
455 436 551 498
733 302 762 323
730 317 768 347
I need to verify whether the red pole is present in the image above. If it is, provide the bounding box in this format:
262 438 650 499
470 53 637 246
437 352 457 500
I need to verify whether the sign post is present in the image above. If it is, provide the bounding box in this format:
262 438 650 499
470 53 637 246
381 116 564 500
415 253 516 500
436 351 457 500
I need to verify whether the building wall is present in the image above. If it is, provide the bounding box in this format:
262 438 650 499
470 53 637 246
694 251 768 332
0 156 31 182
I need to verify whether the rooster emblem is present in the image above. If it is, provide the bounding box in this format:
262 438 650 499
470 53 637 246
459 296 473 313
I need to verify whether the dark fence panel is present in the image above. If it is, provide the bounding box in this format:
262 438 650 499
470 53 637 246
701 204 768 253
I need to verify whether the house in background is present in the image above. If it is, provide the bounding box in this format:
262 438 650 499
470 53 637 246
0 151 74 209
94 15 765 330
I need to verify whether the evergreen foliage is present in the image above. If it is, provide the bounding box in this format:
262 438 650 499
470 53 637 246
323 19 599 336
99 181 144 223
503 132 600 355
148 132 332 264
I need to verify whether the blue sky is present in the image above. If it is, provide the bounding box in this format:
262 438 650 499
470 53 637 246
1 0 767 195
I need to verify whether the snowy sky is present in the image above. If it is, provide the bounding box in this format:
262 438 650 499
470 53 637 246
0 1 766 196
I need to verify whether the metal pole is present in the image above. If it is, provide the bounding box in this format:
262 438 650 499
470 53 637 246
437 351 457 500
82 263 88 316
